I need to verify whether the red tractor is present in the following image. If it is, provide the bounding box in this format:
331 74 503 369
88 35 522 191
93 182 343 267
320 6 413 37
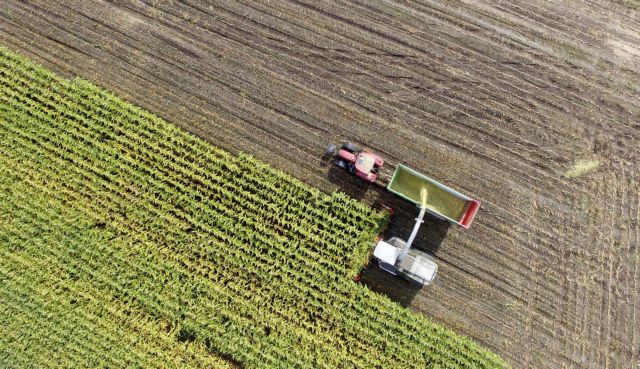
325 143 384 183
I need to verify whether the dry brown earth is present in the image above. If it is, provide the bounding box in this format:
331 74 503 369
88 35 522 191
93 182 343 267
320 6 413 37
1 1 639 368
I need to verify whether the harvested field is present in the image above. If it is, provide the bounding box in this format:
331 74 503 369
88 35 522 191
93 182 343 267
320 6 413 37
0 1 639 369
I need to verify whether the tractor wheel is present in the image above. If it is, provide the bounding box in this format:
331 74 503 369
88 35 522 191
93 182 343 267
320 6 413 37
341 142 359 153
324 144 337 157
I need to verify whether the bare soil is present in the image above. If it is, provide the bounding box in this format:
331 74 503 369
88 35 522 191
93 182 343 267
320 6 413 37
1 1 639 368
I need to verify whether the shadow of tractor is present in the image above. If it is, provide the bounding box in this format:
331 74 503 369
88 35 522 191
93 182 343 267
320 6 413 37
326 164 373 201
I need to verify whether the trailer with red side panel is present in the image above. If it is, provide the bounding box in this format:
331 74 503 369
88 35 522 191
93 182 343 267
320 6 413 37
386 164 481 229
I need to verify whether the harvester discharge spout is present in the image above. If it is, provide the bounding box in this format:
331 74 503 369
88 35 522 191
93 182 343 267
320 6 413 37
397 205 427 262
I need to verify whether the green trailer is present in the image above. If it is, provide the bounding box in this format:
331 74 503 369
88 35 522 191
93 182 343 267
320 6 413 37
387 164 480 229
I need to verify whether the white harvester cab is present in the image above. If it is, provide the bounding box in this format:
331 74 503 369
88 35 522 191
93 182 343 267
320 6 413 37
373 206 438 286
374 237 438 285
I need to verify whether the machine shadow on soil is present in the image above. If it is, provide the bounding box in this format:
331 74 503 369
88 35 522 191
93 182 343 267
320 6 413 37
326 164 371 200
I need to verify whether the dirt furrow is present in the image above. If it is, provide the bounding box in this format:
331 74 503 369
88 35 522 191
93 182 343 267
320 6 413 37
109 0 584 194
404 0 640 107
1 1 638 368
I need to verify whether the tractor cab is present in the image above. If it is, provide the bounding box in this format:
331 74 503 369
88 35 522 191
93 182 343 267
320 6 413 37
355 153 376 173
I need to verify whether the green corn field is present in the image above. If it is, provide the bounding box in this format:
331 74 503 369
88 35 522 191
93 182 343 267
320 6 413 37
0 47 509 369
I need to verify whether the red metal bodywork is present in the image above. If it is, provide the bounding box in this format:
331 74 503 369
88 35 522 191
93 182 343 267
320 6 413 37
337 149 382 184
460 200 481 229
356 170 377 183
338 149 356 162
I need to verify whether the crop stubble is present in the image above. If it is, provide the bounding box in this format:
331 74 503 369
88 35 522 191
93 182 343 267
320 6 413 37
0 1 638 368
